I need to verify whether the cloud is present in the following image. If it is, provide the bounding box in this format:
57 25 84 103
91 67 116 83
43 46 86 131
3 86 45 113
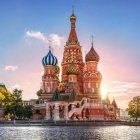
102 81 140 109
26 31 48 43
3 65 18 72
103 81 140 94
49 34 63 46
25 31 63 46
8 84 21 92
11 84 21 89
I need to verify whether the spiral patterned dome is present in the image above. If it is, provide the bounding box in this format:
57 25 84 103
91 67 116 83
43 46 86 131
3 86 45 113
42 50 58 66
85 46 100 62
67 62 79 75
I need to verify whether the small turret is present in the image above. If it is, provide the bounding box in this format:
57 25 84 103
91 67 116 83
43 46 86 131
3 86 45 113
112 98 118 108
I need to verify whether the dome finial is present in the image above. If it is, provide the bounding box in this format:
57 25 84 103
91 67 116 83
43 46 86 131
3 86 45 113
72 5 75 16
91 35 94 47
49 40 51 51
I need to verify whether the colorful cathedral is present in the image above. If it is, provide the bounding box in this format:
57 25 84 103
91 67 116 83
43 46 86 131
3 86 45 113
32 12 120 121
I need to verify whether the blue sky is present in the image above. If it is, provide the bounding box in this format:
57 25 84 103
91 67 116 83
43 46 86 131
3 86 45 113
0 0 140 109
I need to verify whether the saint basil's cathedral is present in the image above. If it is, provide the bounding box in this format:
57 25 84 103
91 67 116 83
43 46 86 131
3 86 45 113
32 12 120 121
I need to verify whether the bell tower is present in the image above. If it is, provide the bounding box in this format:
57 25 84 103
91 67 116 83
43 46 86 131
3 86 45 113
83 37 102 96
41 45 60 94
61 12 84 93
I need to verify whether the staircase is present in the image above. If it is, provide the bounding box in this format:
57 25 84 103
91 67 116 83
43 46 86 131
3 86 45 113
68 97 103 118
68 98 87 118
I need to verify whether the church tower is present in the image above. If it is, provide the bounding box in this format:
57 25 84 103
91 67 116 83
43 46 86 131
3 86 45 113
61 12 84 93
41 46 60 94
83 38 102 97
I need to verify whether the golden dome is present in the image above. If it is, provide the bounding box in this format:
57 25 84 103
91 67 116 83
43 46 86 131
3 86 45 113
67 62 79 75
55 65 60 74
70 15 76 20
70 6 76 21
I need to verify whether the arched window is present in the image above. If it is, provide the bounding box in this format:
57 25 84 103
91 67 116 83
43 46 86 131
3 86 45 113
47 86 50 92
48 69 50 74
96 83 98 88
72 77 73 81
88 82 90 88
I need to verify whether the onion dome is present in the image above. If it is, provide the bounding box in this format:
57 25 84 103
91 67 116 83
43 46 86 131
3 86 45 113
67 62 79 75
85 46 100 62
42 50 58 66
97 71 102 79
55 65 60 74
85 37 100 62
70 13 76 21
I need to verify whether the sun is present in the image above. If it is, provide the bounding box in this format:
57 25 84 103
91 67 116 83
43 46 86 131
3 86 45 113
101 86 107 99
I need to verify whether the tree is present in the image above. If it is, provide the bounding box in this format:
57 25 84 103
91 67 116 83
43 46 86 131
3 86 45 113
36 89 42 96
12 89 23 119
0 86 15 115
0 87 33 119
23 105 33 119
126 96 140 121
12 89 33 119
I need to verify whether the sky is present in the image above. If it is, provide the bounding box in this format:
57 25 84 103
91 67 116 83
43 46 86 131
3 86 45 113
0 0 140 109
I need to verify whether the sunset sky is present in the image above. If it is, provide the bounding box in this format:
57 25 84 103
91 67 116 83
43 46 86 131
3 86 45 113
0 0 140 109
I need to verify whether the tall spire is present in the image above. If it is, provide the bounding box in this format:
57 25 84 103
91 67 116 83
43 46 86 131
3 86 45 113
67 8 79 45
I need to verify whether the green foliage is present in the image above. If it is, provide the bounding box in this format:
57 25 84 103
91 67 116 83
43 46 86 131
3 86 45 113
36 89 42 96
5 113 11 120
23 105 33 118
0 87 15 115
12 89 33 119
12 89 23 118
126 96 140 121
0 88 33 119
13 89 22 104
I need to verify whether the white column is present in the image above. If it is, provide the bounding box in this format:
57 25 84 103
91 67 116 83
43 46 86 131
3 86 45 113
64 104 69 120
45 103 50 120
53 104 60 120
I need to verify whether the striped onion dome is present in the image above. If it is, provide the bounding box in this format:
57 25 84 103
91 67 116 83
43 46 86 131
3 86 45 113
67 62 79 75
42 50 58 66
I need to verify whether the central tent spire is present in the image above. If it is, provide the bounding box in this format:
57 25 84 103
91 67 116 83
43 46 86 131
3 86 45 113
67 8 79 45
